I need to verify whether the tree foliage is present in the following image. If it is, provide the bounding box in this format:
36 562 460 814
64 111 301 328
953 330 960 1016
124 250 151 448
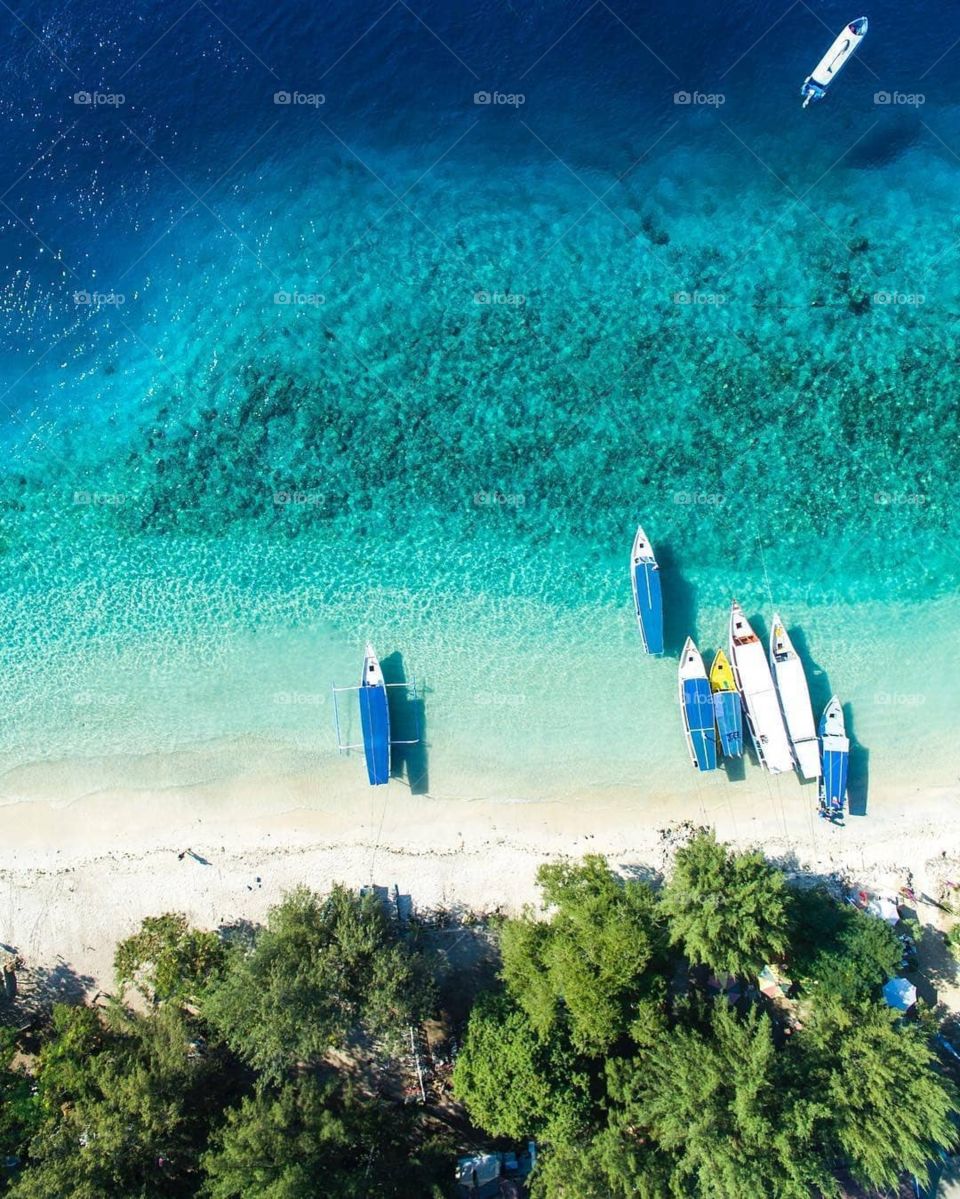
803 997 958 1191
0 1027 40 1183
2 849 957 1198
115 913 226 1005
11 1004 235 1199
608 1004 833 1199
787 887 901 1001
201 1077 451 1199
660 831 789 977
501 856 663 1054
456 844 959 1199
202 886 434 1082
453 992 590 1143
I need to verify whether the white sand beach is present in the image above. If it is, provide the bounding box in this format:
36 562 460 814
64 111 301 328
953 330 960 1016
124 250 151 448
1 739 958 1003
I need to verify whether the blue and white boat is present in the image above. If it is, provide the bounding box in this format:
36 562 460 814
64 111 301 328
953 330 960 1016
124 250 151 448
679 638 717 772
332 644 421 787
359 643 391 786
709 649 743 759
630 525 664 655
818 695 849 820
801 17 868 108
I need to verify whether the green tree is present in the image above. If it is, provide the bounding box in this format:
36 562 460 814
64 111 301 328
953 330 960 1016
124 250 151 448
501 857 663 1054
660 831 788 977
607 1003 832 1199
201 1076 451 1199
787 887 901 1001
453 992 590 1143
803 997 958 1191
201 886 433 1083
0 1027 40 1185
115 913 226 1005
12 1004 234 1199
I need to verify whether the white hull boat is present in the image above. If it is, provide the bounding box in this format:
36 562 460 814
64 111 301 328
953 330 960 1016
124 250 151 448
728 601 794 775
770 613 821 780
802 17 868 107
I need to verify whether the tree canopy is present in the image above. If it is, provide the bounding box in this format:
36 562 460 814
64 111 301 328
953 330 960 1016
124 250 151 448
202 885 434 1082
660 830 789 977
455 836 959 1199
115 913 226 1005
1 844 956 1198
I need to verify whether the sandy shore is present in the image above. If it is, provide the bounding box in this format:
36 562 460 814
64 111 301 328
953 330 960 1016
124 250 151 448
1 738 958 1004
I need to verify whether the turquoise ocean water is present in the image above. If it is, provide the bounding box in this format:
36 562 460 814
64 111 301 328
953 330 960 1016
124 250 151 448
0 1 958 814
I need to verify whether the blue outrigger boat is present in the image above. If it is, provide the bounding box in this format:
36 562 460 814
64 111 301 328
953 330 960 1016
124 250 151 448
679 638 717 772
358 644 390 785
333 643 420 787
630 525 664 655
818 695 849 820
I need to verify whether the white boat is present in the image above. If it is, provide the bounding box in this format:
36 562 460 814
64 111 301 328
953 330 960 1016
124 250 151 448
769 614 821 781
801 17 868 107
728 601 794 774
630 525 664 655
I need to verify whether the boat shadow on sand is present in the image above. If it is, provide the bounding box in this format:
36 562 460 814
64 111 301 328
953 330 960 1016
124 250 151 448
657 544 698 656
381 651 429 795
789 626 869 817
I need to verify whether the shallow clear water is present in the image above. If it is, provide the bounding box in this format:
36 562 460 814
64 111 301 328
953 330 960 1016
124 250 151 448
0 1 958 807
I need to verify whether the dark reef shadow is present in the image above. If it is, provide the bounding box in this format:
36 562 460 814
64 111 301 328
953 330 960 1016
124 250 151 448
657 543 697 655
846 115 921 169
381 651 429 795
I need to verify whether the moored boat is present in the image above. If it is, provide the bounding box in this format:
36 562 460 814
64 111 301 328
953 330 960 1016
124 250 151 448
709 649 743 759
801 16 868 107
630 525 664 655
359 643 391 786
818 695 849 820
769 613 821 780
679 638 718 772
728 602 794 774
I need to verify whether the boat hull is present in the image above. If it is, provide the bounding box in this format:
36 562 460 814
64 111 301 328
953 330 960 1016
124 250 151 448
359 685 390 785
681 678 718 771
729 604 794 774
631 526 664 655
632 562 664 655
818 697 849 819
770 616 821 780
709 650 743 759
679 639 717 772
360 646 391 786
802 17 868 106
712 690 743 759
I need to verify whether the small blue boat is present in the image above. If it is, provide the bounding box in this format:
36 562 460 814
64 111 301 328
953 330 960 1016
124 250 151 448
679 638 718 772
709 649 743 759
818 695 849 820
630 525 664 655
358 643 391 786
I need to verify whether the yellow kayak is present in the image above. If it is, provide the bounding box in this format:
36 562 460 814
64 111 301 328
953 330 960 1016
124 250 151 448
709 649 737 694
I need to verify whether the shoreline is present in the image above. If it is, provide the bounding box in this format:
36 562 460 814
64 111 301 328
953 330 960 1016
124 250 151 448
2 745 958 997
